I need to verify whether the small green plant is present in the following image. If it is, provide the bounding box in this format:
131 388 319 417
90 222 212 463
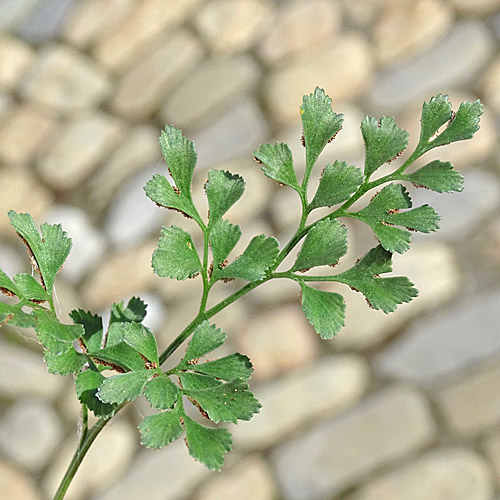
0 89 481 499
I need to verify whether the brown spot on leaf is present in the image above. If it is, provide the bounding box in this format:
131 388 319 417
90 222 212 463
92 358 126 373
0 287 16 298
388 150 403 163
17 233 45 290
188 397 210 419
328 126 342 143
0 314 14 327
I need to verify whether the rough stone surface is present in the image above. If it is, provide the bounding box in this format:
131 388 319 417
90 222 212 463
112 31 203 120
409 169 500 239
235 304 319 380
435 358 500 437
272 385 437 500
0 167 53 233
452 0 500 15
0 35 34 90
43 420 136 500
104 165 166 249
0 0 43 32
0 458 43 500
1 4 500 499
0 341 64 399
352 448 494 500
88 125 160 213
0 92 12 123
264 33 374 124
51 278 83 324
94 438 209 500
196 0 273 55
82 240 157 310
17 0 79 43
193 455 278 500
63 0 136 49
483 427 500 484
191 99 269 169
334 242 461 351
37 112 124 190
0 399 61 471
375 288 500 384
0 243 25 277
44 205 106 283
94 0 202 71
21 44 111 112
372 20 496 111
373 0 452 64
233 355 370 450
482 55 500 113
340 0 381 28
161 55 261 130
0 104 56 165
257 0 341 64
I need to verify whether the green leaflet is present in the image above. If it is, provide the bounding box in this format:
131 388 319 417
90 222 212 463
159 125 197 195
76 370 116 418
179 372 223 391
403 160 464 193
216 234 279 281
70 309 103 353
333 246 418 313
361 115 409 178
351 184 439 254
192 353 253 381
98 370 153 404
300 284 345 339
292 219 348 272
419 95 483 152
419 94 453 144
184 416 232 471
184 379 261 424
301 87 344 180
35 311 84 355
8 211 72 295
139 406 184 450
109 297 147 324
13 273 49 302
144 375 178 409
0 302 36 329
310 161 363 210
144 173 199 220
152 225 201 280
0 269 20 297
91 342 147 372
205 170 245 226
119 322 159 365
44 348 86 376
209 218 242 269
253 142 300 191
182 321 227 362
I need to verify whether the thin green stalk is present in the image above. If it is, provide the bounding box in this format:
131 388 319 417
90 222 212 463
52 418 109 500
199 225 211 314
159 278 268 365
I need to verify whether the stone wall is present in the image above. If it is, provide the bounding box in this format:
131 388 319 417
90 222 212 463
1 1 500 499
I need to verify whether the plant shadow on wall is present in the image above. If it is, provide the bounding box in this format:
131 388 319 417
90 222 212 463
0 88 482 500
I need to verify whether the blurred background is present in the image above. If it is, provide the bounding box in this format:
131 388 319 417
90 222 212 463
0 0 500 499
